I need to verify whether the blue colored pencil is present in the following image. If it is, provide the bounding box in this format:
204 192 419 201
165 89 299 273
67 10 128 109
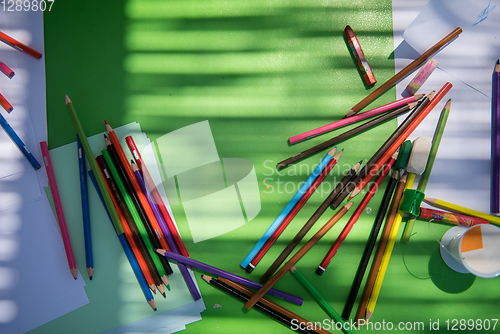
240 148 336 269
77 136 93 280
0 112 40 169
88 170 156 311
132 161 201 301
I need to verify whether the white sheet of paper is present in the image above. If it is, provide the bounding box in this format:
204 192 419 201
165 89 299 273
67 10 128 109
393 0 492 213
402 0 500 97
0 199 87 334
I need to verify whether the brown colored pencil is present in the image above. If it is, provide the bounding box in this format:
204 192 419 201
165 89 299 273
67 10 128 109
345 27 462 117
246 202 353 310
329 92 432 209
217 276 331 334
354 172 407 324
260 161 361 283
96 155 164 295
277 102 416 170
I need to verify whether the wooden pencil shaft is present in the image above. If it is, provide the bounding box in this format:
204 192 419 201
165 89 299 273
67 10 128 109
247 204 351 309
330 96 429 209
341 170 398 320
206 278 299 332
107 122 170 261
156 248 303 305
361 83 452 195
278 104 411 170
106 144 173 276
318 156 396 273
218 277 329 334
125 135 190 258
354 173 407 323
259 167 357 283
65 97 124 234
349 27 462 115
96 155 162 287
102 149 169 280
249 151 342 269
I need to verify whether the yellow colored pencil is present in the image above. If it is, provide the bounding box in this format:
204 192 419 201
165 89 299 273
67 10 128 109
365 172 415 320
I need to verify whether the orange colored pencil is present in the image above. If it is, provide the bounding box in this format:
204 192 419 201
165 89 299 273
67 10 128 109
0 30 42 59
351 82 452 195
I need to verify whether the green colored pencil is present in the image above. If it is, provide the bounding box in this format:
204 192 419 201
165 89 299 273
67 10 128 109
401 99 451 242
102 149 169 283
65 95 124 234
290 267 356 334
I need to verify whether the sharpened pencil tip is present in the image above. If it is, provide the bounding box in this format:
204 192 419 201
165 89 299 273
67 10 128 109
64 95 71 104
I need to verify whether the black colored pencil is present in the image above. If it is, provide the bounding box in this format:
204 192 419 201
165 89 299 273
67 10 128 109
329 93 431 209
277 102 416 170
341 169 399 320
105 136 173 279
260 161 361 283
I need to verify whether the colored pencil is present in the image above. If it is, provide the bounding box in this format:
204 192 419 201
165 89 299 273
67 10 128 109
125 136 190 259
328 93 431 209
418 207 489 227
345 27 462 117
77 136 93 280
96 155 160 293
40 141 77 280
0 113 40 168
65 95 124 235
259 161 361 283
210 276 328 334
341 169 398 320
102 149 169 295
354 172 408 323
288 95 422 145
202 276 302 333
352 82 452 196
0 30 42 59
0 92 12 112
290 267 355 334
316 152 397 275
132 161 201 300
245 203 353 310
364 173 414 321
154 248 303 305
240 148 337 269
88 170 156 310
0 60 14 78
401 99 451 242
247 149 343 272
491 59 500 213
423 198 500 226
279 102 415 169
105 137 173 280
344 25 376 87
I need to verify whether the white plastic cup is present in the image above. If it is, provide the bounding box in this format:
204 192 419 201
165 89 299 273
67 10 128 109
442 224 500 278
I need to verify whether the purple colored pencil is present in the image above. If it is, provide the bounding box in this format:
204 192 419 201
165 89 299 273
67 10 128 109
492 59 500 214
288 94 424 144
132 161 201 301
155 248 304 306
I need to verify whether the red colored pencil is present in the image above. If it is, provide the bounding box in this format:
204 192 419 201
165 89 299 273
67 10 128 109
125 135 190 259
247 149 343 271
0 30 42 59
316 152 397 274
351 82 452 196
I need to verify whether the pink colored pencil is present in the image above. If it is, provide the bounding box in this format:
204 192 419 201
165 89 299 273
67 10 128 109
40 141 78 280
0 61 14 78
288 94 424 145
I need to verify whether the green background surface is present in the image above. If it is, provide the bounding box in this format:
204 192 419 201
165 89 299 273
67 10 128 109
33 0 499 333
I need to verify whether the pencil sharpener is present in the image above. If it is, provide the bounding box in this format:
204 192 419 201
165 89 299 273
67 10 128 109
399 189 425 216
